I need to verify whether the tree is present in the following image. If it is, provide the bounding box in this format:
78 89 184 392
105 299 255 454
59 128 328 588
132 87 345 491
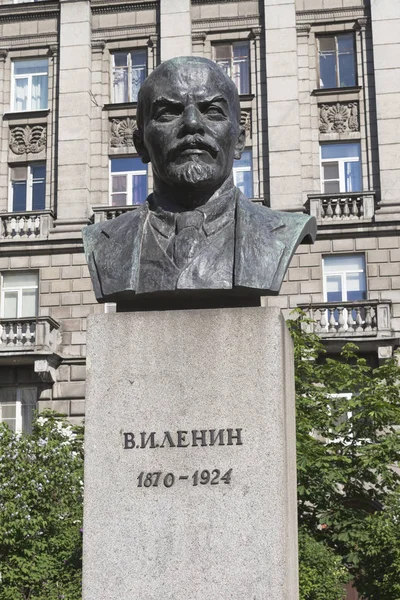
289 311 400 599
0 412 83 600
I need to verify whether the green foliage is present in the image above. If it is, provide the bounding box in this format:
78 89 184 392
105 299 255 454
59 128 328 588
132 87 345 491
289 310 400 598
0 412 83 600
298 529 349 600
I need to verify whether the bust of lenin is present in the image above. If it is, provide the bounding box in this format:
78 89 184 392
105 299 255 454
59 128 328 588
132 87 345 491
83 56 316 310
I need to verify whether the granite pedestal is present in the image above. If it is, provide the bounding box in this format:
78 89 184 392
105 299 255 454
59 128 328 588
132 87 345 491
83 307 298 600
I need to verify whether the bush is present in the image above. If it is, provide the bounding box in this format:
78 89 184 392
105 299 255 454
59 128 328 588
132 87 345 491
0 412 83 600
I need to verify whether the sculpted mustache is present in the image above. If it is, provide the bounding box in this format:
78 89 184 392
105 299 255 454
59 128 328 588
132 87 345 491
169 138 219 159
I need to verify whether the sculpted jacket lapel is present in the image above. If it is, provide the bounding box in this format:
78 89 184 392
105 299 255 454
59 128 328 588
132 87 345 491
234 192 286 291
177 219 235 289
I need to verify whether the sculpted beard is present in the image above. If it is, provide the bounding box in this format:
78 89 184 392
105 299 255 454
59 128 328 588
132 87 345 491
167 158 214 186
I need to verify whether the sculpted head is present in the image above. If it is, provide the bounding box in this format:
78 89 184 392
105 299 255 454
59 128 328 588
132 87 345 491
134 56 246 208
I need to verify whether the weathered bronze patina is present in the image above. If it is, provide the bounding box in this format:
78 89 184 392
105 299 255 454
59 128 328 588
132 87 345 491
83 57 316 310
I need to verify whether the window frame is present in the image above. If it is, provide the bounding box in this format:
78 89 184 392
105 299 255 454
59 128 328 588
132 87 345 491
322 254 367 304
213 41 251 95
317 33 357 89
319 142 361 194
109 157 148 206
9 162 46 213
110 48 147 104
11 58 49 112
1 271 39 319
0 387 37 434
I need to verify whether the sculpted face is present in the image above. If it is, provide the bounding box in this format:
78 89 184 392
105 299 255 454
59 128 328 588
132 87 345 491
134 57 245 206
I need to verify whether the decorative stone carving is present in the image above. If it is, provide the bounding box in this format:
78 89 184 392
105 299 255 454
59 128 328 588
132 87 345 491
240 109 251 136
319 102 359 133
110 118 137 148
10 125 46 155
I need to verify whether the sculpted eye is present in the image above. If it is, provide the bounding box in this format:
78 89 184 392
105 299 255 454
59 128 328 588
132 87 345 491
204 106 225 119
154 105 182 121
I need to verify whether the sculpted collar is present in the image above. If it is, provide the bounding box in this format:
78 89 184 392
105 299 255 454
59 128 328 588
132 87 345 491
148 177 237 239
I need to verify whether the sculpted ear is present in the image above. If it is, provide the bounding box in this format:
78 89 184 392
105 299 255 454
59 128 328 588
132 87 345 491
233 126 246 160
133 129 150 164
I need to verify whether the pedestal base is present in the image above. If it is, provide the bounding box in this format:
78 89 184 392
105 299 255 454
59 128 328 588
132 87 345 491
83 307 298 600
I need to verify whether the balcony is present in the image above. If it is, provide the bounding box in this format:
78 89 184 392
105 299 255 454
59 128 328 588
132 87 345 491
0 316 60 355
307 192 375 225
298 300 392 339
0 210 54 240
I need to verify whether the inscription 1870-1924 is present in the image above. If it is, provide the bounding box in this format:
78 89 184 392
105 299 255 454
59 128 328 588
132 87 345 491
123 428 243 450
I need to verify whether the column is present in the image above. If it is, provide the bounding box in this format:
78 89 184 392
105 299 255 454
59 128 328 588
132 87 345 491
160 0 191 61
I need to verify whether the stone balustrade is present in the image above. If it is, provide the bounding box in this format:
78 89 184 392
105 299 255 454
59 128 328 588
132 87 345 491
92 205 140 223
0 210 54 239
0 316 60 353
298 300 392 338
307 192 375 224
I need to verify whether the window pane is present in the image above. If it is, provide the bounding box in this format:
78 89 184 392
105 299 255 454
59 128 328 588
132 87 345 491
14 59 48 76
319 37 335 52
215 45 231 60
14 78 28 111
3 272 38 288
234 170 253 198
325 254 365 273
131 50 147 102
321 143 360 160
338 53 356 87
113 53 128 68
12 181 27 212
32 165 46 210
111 158 135 173
31 74 48 110
337 34 354 54
319 53 336 88
215 58 231 78
233 43 250 94
323 162 339 181
347 272 366 301
235 149 252 169
0 402 17 432
113 67 128 103
21 289 38 317
324 180 340 194
11 166 27 181
112 175 127 193
326 274 343 302
132 174 147 205
21 388 36 434
111 193 127 206
345 161 361 192
3 291 18 318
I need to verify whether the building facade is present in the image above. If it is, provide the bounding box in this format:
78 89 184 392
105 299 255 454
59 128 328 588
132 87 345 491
0 0 399 438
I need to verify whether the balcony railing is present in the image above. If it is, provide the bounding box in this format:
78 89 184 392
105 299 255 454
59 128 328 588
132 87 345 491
298 300 392 338
92 205 140 223
307 192 375 225
0 317 60 353
0 210 54 240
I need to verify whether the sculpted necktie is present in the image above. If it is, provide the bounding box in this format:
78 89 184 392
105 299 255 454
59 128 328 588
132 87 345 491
167 211 205 270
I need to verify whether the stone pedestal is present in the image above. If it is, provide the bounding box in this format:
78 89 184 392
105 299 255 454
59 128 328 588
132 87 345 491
83 307 299 600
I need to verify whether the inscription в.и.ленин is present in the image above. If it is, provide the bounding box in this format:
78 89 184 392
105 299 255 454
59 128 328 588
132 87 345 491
123 428 243 449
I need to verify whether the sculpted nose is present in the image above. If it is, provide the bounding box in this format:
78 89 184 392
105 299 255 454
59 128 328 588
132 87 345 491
180 105 205 135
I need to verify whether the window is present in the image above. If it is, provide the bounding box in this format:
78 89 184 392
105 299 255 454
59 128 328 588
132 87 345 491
0 388 36 434
323 255 366 303
12 59 48 112
320 143 361 194
233 149 253 198
111 50 147 103
110 157 147 206
10 163 46 212
318 33 356 88
1 271 39 318
214 42 250 95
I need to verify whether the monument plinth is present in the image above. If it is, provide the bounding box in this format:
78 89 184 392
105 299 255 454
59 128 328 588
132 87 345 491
83 307 298 600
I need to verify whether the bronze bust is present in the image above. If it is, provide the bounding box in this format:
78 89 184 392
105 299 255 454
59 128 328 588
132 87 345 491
83 57 316 310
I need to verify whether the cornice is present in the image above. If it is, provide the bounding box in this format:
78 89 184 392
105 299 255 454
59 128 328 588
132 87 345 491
91 0 158 14
92 23 157 40
0 33 58 48
0 2 59 22
296 6 367 23
192 15 260 31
